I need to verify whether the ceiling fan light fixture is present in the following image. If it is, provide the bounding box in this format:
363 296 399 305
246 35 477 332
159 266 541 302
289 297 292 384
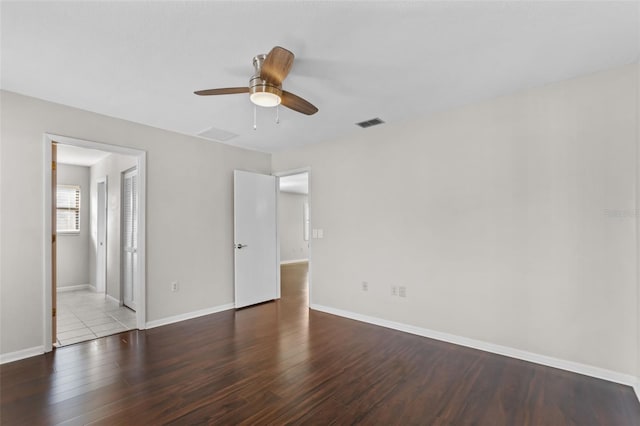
249 81 282 107
249 59 282 107
250 91 281 107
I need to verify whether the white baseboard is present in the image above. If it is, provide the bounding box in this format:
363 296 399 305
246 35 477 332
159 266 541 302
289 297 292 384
106 294 120 305
146 303 235 329
280 258 309 265
1 303 234 364
3 303 637 397
310 304 638 388
56 284 91 292
0 346 44 364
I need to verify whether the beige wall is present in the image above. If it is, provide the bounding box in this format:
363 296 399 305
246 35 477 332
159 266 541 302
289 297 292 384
89 153 137 300
279 192 309 262
2 64 638 380
637 62 640 385
56 164 90 288
273 64 639 376
0 90 271 355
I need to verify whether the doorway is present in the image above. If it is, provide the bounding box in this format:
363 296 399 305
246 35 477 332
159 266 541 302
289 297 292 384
276 170 311 306
44 134 147 351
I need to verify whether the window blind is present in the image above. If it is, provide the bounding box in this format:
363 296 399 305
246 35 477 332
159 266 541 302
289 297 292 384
57 185 81 233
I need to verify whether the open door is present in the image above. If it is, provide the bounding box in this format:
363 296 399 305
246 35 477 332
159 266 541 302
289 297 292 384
234 170 278 308
51 143 57 344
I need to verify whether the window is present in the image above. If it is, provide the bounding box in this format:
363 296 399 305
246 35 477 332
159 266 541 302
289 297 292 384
57 185 81 233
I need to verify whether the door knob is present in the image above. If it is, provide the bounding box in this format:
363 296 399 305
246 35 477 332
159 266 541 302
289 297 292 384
235 243 248 249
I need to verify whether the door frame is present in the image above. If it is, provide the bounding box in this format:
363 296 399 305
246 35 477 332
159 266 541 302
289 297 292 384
51 144 57 344
43 133 147 352
272 167 312 306
96 176 108 295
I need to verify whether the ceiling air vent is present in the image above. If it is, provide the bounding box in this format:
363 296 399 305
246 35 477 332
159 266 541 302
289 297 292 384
197 126 239 142
356 117 385 128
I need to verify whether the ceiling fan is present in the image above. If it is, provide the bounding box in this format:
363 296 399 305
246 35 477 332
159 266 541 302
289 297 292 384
194 46 318 116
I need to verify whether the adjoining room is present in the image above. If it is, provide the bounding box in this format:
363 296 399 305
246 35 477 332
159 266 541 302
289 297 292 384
278 171 310 307
54 144 139 346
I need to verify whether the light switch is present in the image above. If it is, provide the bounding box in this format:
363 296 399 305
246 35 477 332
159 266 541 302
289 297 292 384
317 229 324 239
312 229 318 239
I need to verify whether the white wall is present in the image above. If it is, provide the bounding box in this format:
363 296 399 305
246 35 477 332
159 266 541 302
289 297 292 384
272 64 639 376
89 153 137 300
0 90 271 356
56 164 90 288
279 191 309 262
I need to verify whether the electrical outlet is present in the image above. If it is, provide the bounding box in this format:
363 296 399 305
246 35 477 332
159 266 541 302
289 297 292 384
391 285 398 296
398 286 407 298
171 281 179 292
362 281 369 291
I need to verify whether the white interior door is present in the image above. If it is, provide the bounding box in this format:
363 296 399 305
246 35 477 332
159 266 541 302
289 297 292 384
234 170 278 308
96 179 107 294
122 168 138 311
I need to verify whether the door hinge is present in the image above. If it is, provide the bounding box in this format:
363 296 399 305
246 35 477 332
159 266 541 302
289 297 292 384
52 161 56 171
52 307 56 317
52 234 56 244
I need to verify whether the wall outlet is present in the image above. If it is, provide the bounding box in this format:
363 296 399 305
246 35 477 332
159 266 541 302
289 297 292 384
171 281 179 292
362 281 369 291
398 286 407 298
391 285 398 296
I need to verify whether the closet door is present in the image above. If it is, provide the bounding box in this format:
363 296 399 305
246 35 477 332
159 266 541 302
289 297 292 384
122 168 138 311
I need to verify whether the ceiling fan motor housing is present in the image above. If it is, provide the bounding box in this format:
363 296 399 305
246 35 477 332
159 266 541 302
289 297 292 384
250 54 282 105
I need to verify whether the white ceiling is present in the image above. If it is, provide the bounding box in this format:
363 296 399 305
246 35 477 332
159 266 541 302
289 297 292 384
2 2 638 153
280 172 309 195
56 144 110 167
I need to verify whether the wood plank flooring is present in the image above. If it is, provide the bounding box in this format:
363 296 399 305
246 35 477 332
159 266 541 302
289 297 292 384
2 262 639 425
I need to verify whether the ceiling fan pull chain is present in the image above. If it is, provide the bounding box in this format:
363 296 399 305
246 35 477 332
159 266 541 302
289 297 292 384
253 105 257 130
276 105 280 124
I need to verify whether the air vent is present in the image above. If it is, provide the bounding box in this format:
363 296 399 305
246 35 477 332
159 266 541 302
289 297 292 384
356 117 385 128
197 126 239 142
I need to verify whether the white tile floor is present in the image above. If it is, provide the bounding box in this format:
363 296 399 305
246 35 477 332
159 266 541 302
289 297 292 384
56 289 137 347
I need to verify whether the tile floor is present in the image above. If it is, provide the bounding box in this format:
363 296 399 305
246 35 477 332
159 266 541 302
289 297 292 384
56 289 137 346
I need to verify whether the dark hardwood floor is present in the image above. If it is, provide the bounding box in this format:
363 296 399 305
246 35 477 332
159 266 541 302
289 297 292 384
2 262 639 425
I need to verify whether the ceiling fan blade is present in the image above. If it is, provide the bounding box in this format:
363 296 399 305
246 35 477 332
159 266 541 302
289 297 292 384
260 46 294 85
194 87 249 96
281 91 318 115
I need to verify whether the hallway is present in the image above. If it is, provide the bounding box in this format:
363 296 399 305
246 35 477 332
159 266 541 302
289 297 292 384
279 261 308 308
